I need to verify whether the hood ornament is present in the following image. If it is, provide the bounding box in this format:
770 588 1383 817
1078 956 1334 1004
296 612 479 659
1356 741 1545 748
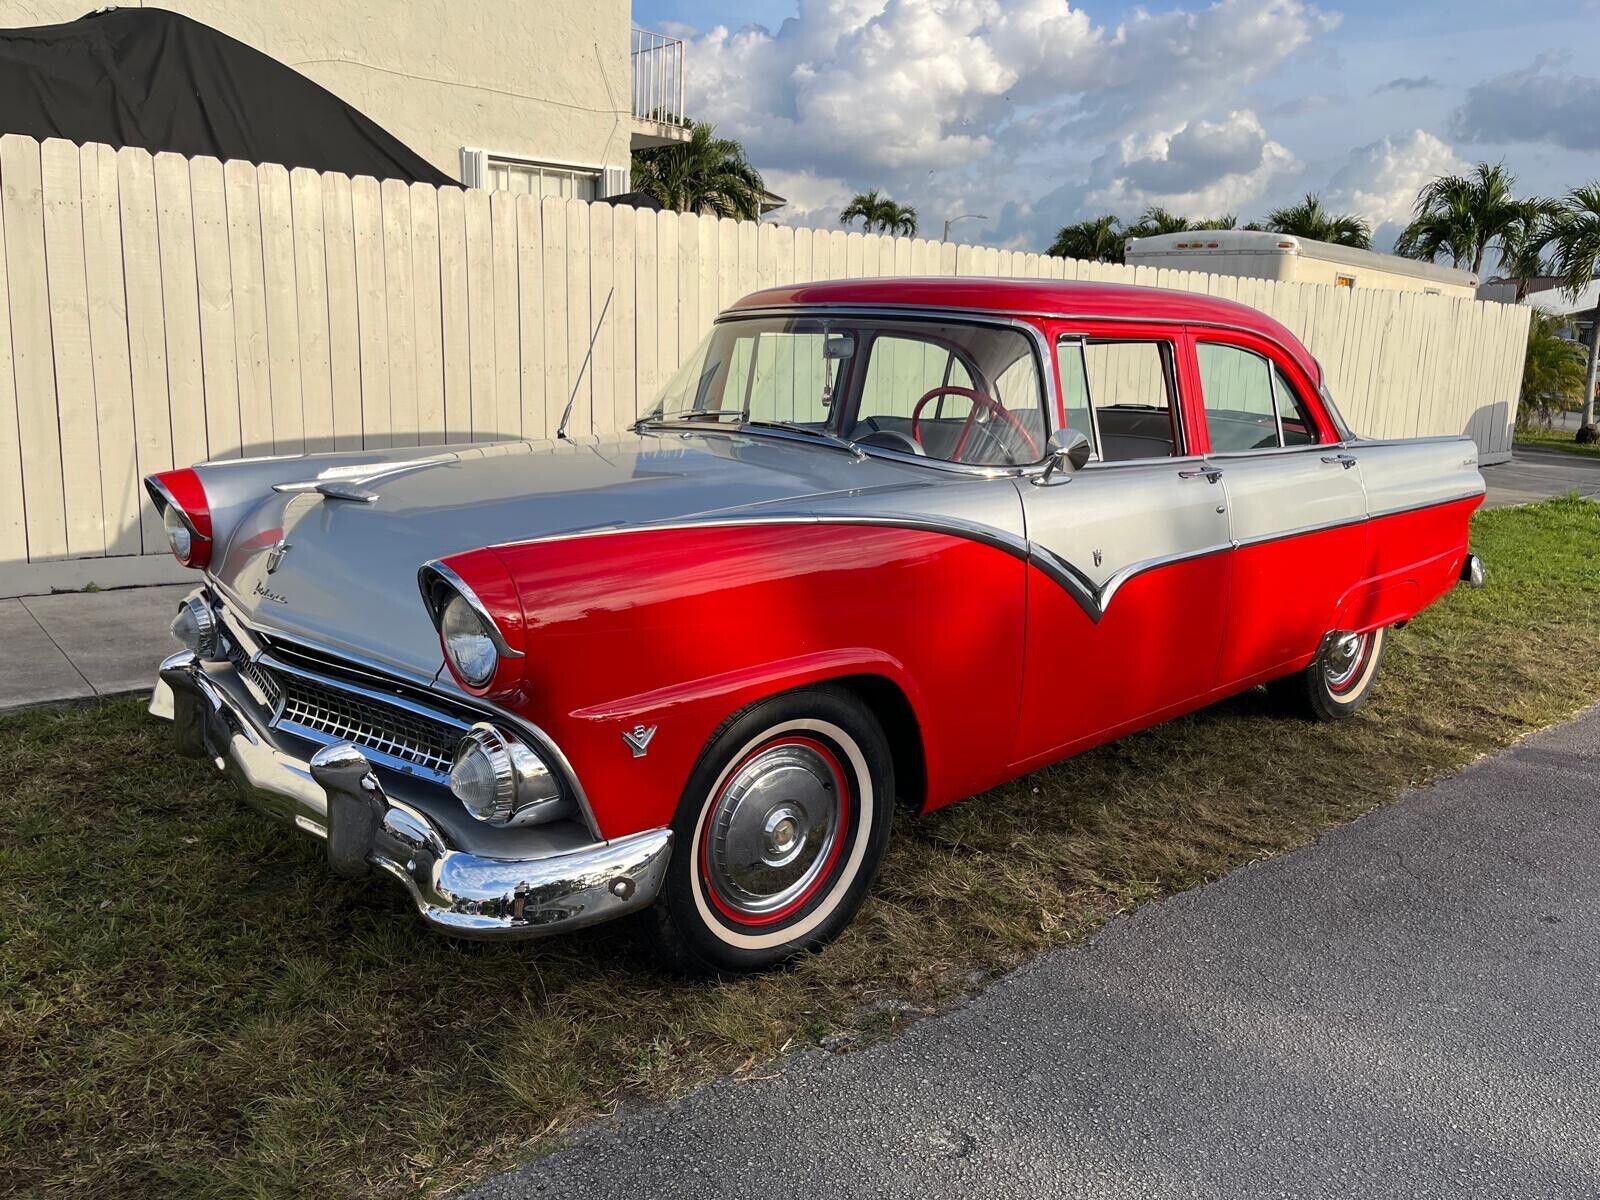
622 724 657 758
265 538 292 574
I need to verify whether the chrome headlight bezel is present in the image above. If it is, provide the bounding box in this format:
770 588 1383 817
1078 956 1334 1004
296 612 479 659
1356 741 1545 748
448 723 566 827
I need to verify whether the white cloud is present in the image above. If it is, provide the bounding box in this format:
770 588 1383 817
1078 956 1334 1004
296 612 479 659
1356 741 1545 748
1323 130 1466 232
680 0 1340 245
1088 110 1298 215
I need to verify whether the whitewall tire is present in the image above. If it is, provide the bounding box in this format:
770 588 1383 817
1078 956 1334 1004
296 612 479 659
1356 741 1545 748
650 686 895 974
1268 626 1388 721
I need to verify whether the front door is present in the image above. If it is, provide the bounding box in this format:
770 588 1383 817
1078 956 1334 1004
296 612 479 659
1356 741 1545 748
1192 336 1368 686
1012 329 1232 768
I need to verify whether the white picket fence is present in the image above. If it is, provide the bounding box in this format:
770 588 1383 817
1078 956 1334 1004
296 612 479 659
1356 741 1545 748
0 133 1529 589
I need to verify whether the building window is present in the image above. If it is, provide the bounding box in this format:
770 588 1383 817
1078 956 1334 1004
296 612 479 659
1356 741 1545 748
1335 274 1356 289
459 148 605 200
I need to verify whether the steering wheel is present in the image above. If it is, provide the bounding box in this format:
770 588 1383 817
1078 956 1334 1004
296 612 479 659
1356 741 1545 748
910 386 1041 464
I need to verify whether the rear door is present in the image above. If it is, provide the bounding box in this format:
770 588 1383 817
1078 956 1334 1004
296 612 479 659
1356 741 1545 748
1012 324 1232 767
1190 333 1368 687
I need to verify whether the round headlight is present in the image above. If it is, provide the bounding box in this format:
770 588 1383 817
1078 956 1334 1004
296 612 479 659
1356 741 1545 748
170 596 219 659
441 594 499 688
163 505 192 562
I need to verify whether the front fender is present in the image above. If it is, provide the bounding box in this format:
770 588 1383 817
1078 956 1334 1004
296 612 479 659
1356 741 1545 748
485 521 1028 838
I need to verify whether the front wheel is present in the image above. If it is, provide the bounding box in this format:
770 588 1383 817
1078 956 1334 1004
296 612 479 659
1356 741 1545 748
649 686 894 975
1267 626 1388 721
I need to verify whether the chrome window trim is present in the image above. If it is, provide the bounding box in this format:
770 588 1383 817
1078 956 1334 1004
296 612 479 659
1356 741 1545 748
734 301 1319 388
417 560 527 660
704 306 1060 475
1051 331 1186 465
201 579 602 840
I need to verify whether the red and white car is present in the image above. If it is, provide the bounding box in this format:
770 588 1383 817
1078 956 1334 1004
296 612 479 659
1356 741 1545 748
148 278 1486 973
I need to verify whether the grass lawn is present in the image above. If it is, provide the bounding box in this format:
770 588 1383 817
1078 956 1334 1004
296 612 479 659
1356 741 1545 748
1516 424 1600 458
5 496 1600 1199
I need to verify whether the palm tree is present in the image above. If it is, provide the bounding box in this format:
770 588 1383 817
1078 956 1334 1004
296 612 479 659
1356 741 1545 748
840 190 918 236
1124 206 1193 239
1266 193 1372 248
1546 182 1600 429
1394 163 1542 276
1048 215 1125 263
631 122 765 220
1194 214 1239 231
1499 200 1559 301
1518 311 1589 429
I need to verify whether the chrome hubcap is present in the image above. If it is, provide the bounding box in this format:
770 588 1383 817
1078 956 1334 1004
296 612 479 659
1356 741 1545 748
1324 631 1368 690
706 741 843 918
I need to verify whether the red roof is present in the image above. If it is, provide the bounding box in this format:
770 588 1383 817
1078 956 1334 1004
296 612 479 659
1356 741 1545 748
728 276 1320 380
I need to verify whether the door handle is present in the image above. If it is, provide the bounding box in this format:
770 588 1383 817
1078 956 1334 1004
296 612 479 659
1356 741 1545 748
1178 465 1223 483
1321 453 1358 469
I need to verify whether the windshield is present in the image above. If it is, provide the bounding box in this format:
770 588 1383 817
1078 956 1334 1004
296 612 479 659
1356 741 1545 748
641 314 1048 468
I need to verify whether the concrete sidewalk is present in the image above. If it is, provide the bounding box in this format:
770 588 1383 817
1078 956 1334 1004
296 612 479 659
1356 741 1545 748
1 445 1597 716
0 585 185 712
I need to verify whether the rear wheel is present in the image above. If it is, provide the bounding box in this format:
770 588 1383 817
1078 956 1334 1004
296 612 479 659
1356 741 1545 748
1267 627 1388 721
649 687 894 975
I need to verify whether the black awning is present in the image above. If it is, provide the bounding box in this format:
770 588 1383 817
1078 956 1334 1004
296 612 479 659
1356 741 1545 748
0 6 457 186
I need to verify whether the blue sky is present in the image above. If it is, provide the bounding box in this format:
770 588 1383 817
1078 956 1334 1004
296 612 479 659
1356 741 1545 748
632 0 1600 261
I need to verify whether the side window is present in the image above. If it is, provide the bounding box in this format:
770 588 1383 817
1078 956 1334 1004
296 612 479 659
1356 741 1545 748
1272 364 1319 446
1197 342 1323 451
1058 337 1181 462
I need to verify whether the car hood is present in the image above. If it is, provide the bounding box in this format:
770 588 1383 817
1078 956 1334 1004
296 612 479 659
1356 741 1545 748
211 430 941 679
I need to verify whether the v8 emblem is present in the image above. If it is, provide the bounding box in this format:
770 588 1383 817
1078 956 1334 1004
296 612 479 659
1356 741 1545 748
622 724 657 758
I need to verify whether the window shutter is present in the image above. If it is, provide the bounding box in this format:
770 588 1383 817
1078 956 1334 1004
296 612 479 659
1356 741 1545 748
459 148 488 189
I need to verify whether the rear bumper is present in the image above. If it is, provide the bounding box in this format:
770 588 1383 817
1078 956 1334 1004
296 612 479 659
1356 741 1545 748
153 650 671 940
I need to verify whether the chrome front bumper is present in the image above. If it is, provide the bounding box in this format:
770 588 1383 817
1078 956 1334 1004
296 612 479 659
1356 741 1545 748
153 650 672 940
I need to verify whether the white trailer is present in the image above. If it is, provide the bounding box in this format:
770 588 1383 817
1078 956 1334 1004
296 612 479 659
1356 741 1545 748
1125 230 1478 299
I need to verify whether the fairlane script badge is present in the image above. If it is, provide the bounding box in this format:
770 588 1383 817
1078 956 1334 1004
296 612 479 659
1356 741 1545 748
622 724 657 758
252 580 289 605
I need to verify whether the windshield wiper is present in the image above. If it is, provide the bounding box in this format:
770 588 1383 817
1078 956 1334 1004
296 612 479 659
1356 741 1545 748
742 418 865 459
633 407 743 430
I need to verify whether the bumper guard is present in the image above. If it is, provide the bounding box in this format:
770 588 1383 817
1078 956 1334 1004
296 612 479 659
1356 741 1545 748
154 649 671 939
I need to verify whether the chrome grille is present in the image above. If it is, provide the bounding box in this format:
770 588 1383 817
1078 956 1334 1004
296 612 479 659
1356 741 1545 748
229 639 283 709
275 670 461 777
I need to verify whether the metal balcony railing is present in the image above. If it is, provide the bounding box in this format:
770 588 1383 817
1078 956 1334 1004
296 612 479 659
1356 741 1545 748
631 27 686 128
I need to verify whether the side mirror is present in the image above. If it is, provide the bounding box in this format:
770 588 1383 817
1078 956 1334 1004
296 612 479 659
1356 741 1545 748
1035 428 1092 485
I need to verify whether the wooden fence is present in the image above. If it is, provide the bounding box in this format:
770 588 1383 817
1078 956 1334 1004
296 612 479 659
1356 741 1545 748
0 134 1530 587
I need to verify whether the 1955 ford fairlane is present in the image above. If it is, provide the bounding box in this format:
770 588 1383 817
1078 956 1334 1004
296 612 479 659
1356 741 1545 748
147 277 1487 973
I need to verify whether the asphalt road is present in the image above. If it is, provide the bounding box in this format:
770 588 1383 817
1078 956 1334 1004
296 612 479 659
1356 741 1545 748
468 708 1600 1200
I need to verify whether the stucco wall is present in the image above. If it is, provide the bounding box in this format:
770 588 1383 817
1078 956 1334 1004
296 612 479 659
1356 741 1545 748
0 0 634 182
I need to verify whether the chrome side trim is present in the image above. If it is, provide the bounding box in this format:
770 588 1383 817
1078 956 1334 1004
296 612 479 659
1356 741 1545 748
1367 490 1486 521
1026 541 1234 624
416 559 527 659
